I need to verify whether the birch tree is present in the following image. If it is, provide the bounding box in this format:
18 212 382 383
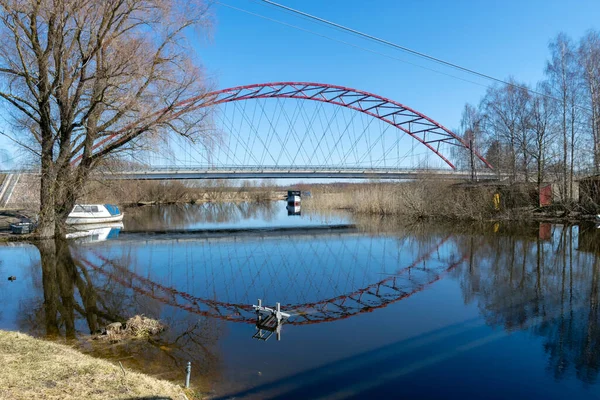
530 83 554 202
481 80 530 182
578 31 600 173
546 33 579 201
457 103 483 179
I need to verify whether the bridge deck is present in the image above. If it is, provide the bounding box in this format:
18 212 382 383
0 166 500 181
97 166 499 180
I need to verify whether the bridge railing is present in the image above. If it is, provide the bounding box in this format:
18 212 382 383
96 165 467 174
0 165 503 178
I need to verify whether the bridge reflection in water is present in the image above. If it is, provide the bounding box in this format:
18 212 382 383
74 229 462 326
3 222 600 398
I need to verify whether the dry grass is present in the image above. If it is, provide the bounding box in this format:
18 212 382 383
81 179 282 205
82 180 196 205
126 315 165 337
99 315 166 342
303 181 497 220
0 330 189 400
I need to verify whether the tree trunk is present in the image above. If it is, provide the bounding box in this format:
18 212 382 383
37 146 57 239
37 158 94 238
54 166 76 238
563 101 568 203
538 147 543 207
591 88 599 173
523 150 530 182
37 170 73 238
596 101 600 173
510 134 517 183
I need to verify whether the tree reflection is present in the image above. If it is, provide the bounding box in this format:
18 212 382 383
13 221 600 388
22 238 222 390
124 201 277 231
458 224 600 384
31 239 126 338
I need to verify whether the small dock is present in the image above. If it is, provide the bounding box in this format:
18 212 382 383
253 300 290 341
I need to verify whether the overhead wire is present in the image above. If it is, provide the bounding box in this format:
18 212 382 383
204 1 485 170
214 1 491 89
259 0 594 113
217 0 592 112
259 0 524 88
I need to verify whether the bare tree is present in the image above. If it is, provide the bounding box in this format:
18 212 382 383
484 138 505 175
455 103 483 179
515 83 533 182
458 31 600 207
578 30 600 173
0 0 213 237
481 79 530 182
530 83 554 203
546 33 579 201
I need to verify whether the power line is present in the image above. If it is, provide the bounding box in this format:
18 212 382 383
257 0 592 112
260 0 514 86
216 1 492 88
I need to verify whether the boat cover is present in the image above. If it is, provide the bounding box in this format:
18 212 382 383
104 204 120 216
106 228 121 239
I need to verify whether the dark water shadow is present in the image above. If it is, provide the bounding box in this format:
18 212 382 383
212 317 490 400
21 238 221 391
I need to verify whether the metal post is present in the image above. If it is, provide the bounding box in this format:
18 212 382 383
258 299 262 308
185 361 191 389
470 139 476 182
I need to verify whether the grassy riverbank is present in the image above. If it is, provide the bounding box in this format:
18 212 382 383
302 181 599 222
82 180 283 205
0 330 189 400
303 182 493 219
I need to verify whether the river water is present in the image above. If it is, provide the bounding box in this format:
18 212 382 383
1 202 600 399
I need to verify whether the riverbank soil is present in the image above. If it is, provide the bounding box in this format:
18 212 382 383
0 330 188 400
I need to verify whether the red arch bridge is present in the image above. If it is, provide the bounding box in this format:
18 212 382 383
87 82 494 180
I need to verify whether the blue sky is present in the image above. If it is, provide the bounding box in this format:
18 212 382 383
2 0 600 168
197 0 600 130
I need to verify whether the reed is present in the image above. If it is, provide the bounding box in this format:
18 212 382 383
303 181 497 220
81 179 281 205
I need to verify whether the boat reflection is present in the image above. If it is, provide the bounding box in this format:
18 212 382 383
286 204 301 216
65 222 123 243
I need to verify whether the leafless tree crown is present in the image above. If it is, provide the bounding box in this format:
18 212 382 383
0 0 213 166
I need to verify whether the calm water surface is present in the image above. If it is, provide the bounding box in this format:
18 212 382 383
1 202 600 399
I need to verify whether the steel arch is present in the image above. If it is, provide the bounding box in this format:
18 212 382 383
89 82 492 169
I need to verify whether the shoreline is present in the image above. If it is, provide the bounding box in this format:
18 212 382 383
0 330 191 400
0 198 598 243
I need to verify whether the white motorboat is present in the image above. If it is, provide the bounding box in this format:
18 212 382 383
66 204 124 224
